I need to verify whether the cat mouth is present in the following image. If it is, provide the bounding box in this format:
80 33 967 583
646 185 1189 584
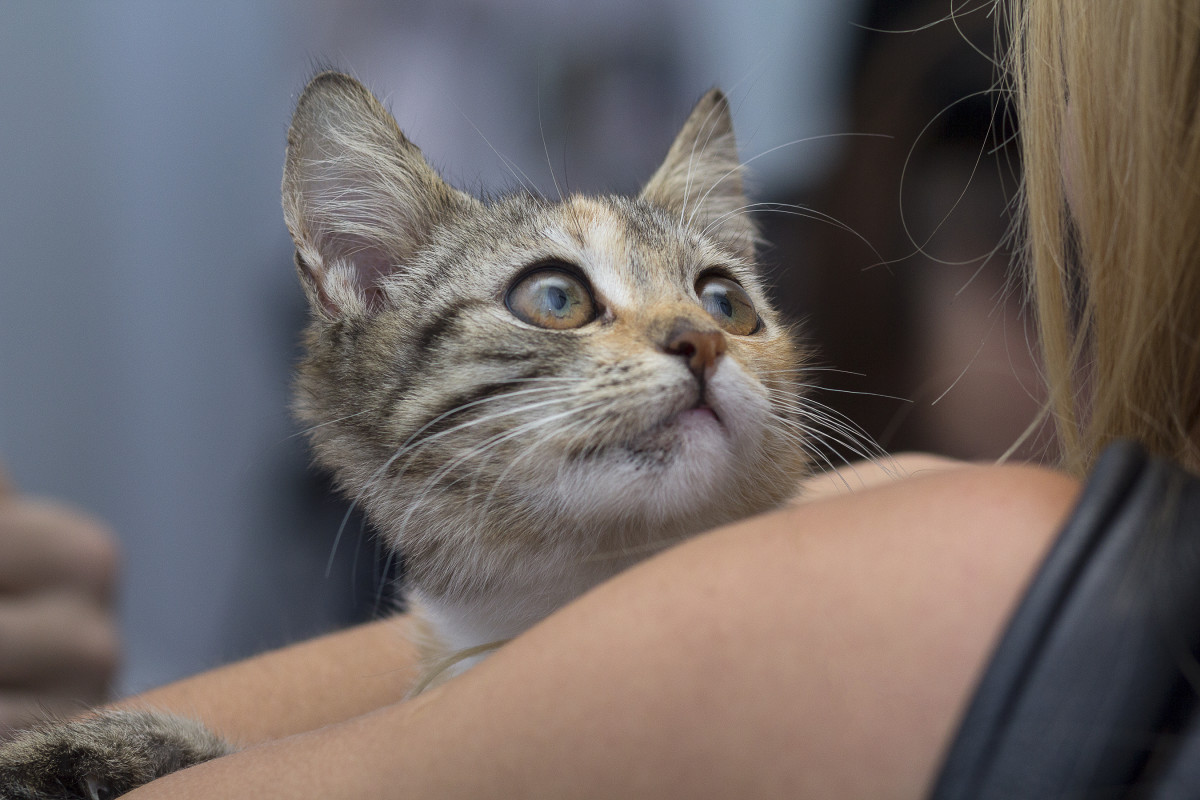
677 402 720 425
569 396 727 465
661 394 727 439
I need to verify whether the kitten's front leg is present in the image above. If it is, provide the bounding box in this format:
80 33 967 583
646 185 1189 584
0 709 233 799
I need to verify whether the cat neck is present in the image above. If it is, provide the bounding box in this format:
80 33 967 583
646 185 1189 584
408 550 643 654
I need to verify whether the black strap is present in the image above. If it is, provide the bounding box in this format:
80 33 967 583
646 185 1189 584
930 441 1200 799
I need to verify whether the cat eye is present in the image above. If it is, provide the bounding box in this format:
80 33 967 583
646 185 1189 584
506 267 597 330
696 275 759 335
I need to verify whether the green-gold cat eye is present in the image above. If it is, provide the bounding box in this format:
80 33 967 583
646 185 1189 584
696 275 759 335
506 267 597 329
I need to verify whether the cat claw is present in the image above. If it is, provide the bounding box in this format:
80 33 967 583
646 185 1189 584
83 774 117 800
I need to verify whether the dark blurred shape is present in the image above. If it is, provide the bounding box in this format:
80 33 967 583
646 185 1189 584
761 0 1052 464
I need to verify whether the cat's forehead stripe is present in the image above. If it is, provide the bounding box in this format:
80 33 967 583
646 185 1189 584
552 197 662 309
536 223 633 306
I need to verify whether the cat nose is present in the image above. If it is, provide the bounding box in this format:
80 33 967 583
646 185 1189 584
665 322 725 381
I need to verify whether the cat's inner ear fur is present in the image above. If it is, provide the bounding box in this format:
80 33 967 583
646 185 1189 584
282 71 477 317
639 89 755 258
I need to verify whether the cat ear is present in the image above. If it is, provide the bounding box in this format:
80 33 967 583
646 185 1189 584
282 72 476 318
639 89 755 258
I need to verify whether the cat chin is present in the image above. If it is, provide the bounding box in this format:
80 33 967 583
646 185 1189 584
671 404 722 431
544 375 781 524
621 402 727 460
549 431 758 530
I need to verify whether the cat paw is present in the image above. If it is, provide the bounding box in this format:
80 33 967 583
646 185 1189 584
0 709 233 799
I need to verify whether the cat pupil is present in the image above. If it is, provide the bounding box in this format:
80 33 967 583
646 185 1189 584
717 295 733 318
547 285 569 314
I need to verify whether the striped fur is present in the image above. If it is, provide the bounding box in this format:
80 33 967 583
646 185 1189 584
283 73 812 683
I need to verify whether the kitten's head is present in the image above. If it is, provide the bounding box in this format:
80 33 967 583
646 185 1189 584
283 73 809 607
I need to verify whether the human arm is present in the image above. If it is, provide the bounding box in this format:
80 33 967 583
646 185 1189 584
126 463 1080 800
117 616 419 745
108 453 959 743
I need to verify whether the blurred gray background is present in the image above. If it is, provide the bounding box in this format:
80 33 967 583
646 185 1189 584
0 0 1041 695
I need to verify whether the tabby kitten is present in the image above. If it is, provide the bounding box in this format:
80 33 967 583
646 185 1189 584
0 72 810 798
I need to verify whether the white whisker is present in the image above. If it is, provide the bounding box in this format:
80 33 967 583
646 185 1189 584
288 409 373 439
325 381 582 574
392 400 608 544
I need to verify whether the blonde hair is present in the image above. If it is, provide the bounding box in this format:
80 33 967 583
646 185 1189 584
1006 0 1200 475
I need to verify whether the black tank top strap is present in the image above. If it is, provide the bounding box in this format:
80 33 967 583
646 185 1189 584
930 440 1200 798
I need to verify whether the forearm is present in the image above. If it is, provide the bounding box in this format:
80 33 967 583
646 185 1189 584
123 466 1075 799
117 616 418 745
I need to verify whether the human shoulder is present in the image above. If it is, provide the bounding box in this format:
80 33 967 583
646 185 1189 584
798 453 1080 515
780 456 1082 593
650 458 1083 798
899 458 1081 526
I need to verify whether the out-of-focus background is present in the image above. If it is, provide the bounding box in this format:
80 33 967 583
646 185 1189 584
0 0 1046 695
